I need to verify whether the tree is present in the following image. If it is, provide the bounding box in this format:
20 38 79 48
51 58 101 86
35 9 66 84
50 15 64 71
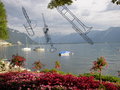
90 56 108 83
48 0 73 9
48 0 120 9
112 0 120 5
0 1 9 40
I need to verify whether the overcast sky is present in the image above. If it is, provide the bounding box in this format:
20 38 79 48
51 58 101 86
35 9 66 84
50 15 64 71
2 0 120 37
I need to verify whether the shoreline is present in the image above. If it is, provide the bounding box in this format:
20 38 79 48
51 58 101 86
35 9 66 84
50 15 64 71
0 40 12 46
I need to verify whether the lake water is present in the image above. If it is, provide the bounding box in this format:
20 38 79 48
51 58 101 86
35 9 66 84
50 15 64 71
0 43 120 76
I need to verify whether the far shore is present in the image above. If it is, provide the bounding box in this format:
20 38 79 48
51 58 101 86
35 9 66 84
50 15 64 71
0 40 12 46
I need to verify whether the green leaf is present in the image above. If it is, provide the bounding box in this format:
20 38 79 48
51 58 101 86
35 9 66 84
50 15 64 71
0 2 9 40
48 0 73 9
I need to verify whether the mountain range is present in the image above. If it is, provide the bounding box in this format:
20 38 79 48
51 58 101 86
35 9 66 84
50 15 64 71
7 27 120 44
33 27 120 44
7 28 36 44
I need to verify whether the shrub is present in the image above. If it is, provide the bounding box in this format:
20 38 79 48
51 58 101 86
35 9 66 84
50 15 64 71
80 73 120 83
90 56 108 83
55 61 61 69
41 68 66 75
32 60 44 71
0 71 119 90
10 54 26 67
103 82 118 90
0 59 6 71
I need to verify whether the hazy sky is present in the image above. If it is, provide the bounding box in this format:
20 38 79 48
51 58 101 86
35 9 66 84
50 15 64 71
2 0 120 37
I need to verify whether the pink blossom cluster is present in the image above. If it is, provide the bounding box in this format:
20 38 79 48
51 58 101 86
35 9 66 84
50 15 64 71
10 55 26 67
91 56 108 71
0 71 119 90
10 55 26 66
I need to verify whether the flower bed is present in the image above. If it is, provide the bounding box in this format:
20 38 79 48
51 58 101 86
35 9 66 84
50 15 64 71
0 71 119 90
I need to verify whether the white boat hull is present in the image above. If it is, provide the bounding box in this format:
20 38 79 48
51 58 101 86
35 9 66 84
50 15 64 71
33 47 45 52
59 51 71 56
22 47 31 51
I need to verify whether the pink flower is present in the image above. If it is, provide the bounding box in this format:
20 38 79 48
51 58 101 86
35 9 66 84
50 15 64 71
10 54 26 67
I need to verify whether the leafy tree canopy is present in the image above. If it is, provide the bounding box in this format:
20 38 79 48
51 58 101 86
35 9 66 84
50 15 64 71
48 0 120 9
0 1 8 40
48 0 73 9
112 0 120 5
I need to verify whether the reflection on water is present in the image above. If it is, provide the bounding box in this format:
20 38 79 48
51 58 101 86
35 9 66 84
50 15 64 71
0 43 120 76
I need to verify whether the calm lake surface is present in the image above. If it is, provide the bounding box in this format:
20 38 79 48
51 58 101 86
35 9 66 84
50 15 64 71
0 43 120 76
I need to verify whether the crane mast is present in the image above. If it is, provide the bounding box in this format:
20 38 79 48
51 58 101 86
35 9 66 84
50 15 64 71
57 5 93 44
42 13 57 52
22 7 35 36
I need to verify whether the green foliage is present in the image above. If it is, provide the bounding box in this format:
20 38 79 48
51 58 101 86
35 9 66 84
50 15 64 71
55 61 61 69
0 1 8 40
48 0 120 9
41 69 120 83
91 56 108 72
51 87 65 90
41 69 78 77
90 56 108 83
98 84 106 90
80 73 120 83
32 60 44 71
112 0 120 5
48 0 73 9
0 59 6 71
41 68 66 75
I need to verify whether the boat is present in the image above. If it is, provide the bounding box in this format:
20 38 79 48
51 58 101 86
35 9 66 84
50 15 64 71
33 38 45 52
22 37 31 51
59 51 72 56
33 47 45 52
22 47 31 51
42 13 57 52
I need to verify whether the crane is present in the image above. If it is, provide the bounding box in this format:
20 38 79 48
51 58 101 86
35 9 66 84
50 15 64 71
42 13 57 52
22 7 35 36
57 5 93 45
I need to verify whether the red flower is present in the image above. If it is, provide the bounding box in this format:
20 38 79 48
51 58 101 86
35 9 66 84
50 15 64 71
91 56 108 72
0 72 118 89
10 54 26 67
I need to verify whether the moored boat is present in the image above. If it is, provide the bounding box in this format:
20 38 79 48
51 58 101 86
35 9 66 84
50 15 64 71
33 47 45 52
59 51 72 56
22 47 31 51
